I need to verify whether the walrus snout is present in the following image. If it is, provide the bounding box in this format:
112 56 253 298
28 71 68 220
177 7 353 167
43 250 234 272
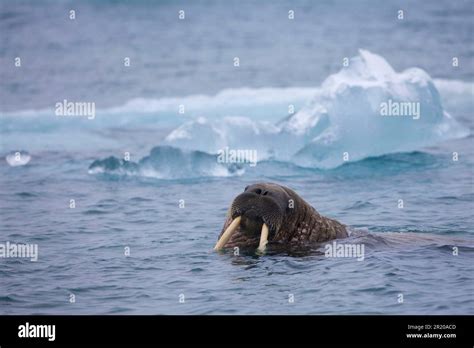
230 191 284 234
240 210 264 237
214 185 288 252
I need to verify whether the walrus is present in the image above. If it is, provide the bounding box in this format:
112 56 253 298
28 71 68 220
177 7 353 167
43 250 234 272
214 182 348 252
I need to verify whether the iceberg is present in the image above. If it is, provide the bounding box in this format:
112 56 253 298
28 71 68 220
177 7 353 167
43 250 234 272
164 50 469 168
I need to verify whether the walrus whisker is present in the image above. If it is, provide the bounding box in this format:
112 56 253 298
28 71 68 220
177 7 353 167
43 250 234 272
257 223 269 252
214 216 241 250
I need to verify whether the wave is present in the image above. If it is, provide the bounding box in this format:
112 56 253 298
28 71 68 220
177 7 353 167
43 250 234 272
88 146 244 179
89 146 449 180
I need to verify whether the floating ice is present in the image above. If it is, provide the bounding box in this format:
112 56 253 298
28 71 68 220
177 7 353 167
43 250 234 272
5 151 31 167
88 50 471 178
164 50 469 168
164 116 286 159
284 49 469 167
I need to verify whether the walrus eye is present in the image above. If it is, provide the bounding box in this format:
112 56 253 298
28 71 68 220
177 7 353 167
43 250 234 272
244 186 249 191
262 190 268 196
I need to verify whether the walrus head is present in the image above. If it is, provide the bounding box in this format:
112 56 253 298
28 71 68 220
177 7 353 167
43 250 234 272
215 183 299 252
215 182 348 253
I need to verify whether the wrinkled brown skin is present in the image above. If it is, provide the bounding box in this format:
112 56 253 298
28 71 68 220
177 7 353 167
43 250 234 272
217 183 348 250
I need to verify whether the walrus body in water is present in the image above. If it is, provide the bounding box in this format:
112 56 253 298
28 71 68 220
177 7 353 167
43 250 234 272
214 183 348 252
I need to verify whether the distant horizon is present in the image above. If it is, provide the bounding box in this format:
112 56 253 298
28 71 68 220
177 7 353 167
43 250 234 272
1 0 472 112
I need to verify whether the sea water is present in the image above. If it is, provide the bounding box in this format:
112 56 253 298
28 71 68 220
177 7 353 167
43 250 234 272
0 0 473 314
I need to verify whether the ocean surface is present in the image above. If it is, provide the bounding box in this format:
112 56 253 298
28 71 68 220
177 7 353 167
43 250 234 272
0 0 473 314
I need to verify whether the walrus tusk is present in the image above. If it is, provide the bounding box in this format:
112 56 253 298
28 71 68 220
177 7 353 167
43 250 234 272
257 223 269 253
214 216 241 250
